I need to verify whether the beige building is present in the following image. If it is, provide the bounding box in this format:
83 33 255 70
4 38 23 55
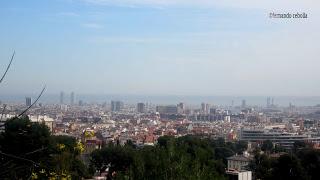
29 115 54 132
227 155 251 171
226 155 252 180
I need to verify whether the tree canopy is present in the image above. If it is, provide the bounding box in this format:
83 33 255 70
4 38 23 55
90 136 245 180
0 116 90 179
249 146 320 180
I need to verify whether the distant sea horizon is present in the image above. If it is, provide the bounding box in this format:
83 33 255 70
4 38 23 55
1 94 320 107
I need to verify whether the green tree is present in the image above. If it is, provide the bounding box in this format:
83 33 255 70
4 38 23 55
0 116 90 179
293 141 307 153
261 140 274 153
0 116 51 179
90 136 230 180
249 152 274 180
91 146 134 179
297 149 320 180
272 154 307 180
235 141 248 154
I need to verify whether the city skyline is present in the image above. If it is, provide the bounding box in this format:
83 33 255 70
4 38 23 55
1 1 320 180
2 92 320 107
0 0 320 96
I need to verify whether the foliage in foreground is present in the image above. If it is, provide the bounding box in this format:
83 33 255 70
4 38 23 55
0 116 90 179
3 116 319 180
249 143 320 180
90 136 248 180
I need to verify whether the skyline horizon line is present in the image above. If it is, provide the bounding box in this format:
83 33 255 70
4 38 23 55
1 93 320 106
2 92 320 98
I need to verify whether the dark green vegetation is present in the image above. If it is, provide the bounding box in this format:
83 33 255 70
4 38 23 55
249 142 320 180
1 116 320 180
90 136 248 180
0 116 90 179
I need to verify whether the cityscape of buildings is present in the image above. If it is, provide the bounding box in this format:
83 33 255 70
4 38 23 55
2 91 320 179
1 0 319 179
2 92 320 151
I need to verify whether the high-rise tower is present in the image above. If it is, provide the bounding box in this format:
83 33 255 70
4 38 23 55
60 91 64 104
70 92 75 105
137 103 145 113
26 97 32 107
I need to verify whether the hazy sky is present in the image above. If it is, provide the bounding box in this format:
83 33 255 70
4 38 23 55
0 0 319 96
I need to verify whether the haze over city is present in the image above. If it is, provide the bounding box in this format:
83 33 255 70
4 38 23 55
1 0 320 97
2 1 320 180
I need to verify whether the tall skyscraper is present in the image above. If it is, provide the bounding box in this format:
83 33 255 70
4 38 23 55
156 105 178 114
241 100 246 108
60 91 64 104
201 103 210 114
78 100 84 106
111 101 123 112
206 104 210 113
70 92 75 105
177 102 185 114
210 108 216 114
111 101 116 111
201 103 206 113
267 97 271 107
177 102 185 110
26 97 32 107
137 103 145 113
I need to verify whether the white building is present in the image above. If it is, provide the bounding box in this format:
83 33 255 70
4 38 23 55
29 115 55 132
226 155 252 180
227 155 251 171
